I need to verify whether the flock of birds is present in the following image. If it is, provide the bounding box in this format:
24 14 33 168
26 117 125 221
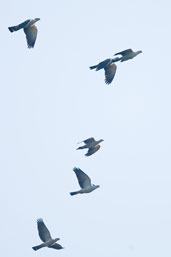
8 18 142 252
8 18 142 84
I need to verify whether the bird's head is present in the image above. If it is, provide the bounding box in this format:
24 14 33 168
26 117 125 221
93 184 100 189
54 238 60 242
34 18 40 22
136 50 142 55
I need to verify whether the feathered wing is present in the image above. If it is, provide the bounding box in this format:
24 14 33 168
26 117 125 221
104 63 117 84
90 59 111 71
95 59 111 71
37 219 52 242
73 167 91 188
83 137 95 144
85 145 100 156
114 48 133 56
8 19 30 32
24 25 38 48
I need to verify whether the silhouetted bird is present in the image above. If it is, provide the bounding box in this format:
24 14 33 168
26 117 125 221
77 137 104 156
70 167 100 196
32 218 63 251
90 57 121 84
114 48 142 62
8 18 40 48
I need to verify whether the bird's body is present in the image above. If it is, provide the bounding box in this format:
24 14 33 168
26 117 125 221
32 238 60 251
8 18 40 48
90 49 142 84
32 219 63 251
90 57 120 84
114 48 142 62
77 137 103 156
70 185 99 195
70 167 100 196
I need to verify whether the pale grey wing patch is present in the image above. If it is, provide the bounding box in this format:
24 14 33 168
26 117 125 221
114 48 133 56
73 167 91 188
49 243 63 250
37 219 52 242
104 63 117 84
85 145 100 156
24 25 38 48
83 137 95 144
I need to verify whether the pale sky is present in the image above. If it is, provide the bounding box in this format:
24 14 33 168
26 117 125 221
1 0 171 257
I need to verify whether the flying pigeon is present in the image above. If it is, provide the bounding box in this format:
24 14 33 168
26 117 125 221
8 18 40 48
32 218 63 251
89 57 121 84
114 48 142 62
77 137 104 156
70 167 100 196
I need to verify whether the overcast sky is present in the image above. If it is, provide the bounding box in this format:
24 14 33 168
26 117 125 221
1 0 171 256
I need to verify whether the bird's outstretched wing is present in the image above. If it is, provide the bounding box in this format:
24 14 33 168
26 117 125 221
37 219 52 242
83 137 95 144
85 145 100 156
73 167 91 188
114 48 133 56
78 137 95 144
24 25 38 48
8 19 31 32
104 63 117 84
95 59 111 71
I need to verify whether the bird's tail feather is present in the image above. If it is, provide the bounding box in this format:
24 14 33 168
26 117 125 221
89 65 97 70
76 146 87 150
70 191 79 196
8 26 17 32
32 243 45 251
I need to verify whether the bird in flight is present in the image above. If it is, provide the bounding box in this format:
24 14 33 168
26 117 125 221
8 18 40 48
77 137 104 156
90 49 142 84
89 57 121 84
32 218 64 251
114 48 142 62
70 167 100 196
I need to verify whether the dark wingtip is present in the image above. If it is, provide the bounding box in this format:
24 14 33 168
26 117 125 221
27 44 34 49
37 218 43 223
89 65 97 70
8 27 14 32
105 79 111 85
